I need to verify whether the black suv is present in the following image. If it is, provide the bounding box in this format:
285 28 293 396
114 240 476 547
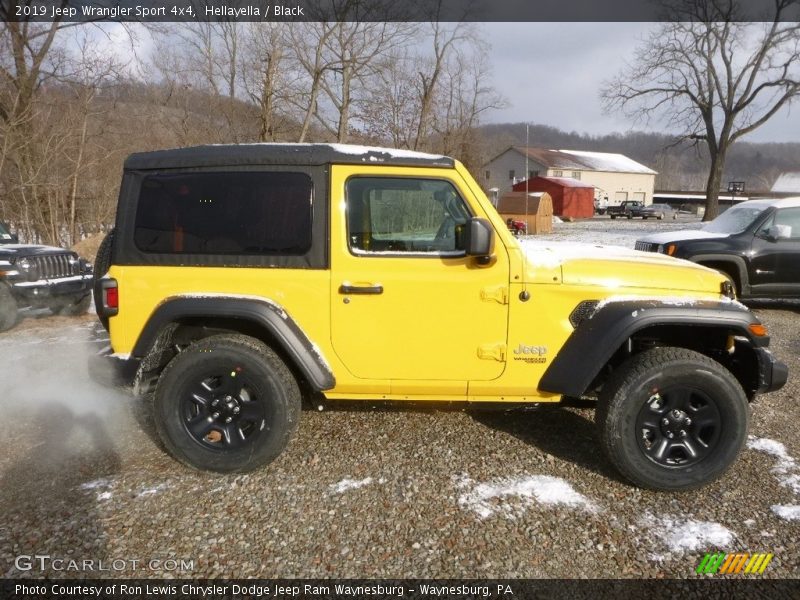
635 198 800 299
0 222 94 331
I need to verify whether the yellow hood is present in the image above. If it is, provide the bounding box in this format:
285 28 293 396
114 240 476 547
521 241 724 294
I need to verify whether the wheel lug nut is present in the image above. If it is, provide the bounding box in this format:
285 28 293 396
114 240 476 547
211 399 219 406
685 418 692 426
212 412 220 419
667 432 674 439
680 430 687 437
661 418 669 425
225 417 232 423
233 407 240 414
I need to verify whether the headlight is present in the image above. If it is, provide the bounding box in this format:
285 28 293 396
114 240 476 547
15 257 38 280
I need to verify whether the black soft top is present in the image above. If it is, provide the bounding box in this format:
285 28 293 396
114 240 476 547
124 143 455 170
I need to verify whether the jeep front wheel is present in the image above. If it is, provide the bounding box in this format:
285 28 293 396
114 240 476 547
596 347 748 491
154 334 301 473
0 285 18 332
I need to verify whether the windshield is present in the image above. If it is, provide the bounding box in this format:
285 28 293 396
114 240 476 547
704 205 769 234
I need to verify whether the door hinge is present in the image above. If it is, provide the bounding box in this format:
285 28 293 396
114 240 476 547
478 343 507 362
480 285 508 305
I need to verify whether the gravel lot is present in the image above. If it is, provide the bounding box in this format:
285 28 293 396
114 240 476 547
1 217 798 580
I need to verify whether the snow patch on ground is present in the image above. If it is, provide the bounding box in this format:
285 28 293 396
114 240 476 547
747 436 800 494
455 474 597 519
79 477 114 490
136 483 169 498
771 505 800 521
640 512 734 553
79 477 115 502
328 477 383 494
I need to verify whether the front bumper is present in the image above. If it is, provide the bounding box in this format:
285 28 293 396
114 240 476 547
756 347 788 394
12 273 93 304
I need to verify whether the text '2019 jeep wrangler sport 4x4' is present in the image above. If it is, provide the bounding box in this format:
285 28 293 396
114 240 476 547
93 144 787 491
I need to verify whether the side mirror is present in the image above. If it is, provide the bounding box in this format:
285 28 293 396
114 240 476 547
464 217 494 262
9 233 18 243
764 224 791 242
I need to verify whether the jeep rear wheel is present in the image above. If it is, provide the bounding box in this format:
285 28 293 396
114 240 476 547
596 347 748 491
154 334 301 473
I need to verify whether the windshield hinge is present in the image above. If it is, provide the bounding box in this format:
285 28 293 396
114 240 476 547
480 285 508 305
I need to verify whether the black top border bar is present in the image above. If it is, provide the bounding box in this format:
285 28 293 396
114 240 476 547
4 0 800 23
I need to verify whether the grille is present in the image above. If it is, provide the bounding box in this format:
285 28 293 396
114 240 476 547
569 300 599 328
30 253 79 279
634 241 659 252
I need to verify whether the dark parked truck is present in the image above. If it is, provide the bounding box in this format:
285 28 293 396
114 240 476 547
0 222 93 331
608 200 645 219
635 198 800 299
91 144 787 491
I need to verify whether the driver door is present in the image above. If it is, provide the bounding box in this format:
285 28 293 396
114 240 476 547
751 207 800 292
329 166 510 394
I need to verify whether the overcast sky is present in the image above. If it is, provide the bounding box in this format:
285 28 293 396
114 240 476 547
93 22 799 144
482 22 800 143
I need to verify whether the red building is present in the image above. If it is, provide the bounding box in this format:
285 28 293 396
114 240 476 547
512 176 595 219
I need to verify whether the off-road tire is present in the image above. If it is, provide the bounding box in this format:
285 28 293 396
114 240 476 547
596 347 749 491
0 285 18 332
154 334 301 473
93 228 115 281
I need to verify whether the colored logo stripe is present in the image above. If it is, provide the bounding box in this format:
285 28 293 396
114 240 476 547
697 552 773 575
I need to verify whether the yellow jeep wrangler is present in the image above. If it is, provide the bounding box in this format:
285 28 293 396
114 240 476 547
93 144 787 491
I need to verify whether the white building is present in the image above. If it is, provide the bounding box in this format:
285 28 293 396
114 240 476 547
482 146 657 206
771 172 800 194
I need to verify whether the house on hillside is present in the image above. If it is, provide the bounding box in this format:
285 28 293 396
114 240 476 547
482 146 657 207
771 172 800 194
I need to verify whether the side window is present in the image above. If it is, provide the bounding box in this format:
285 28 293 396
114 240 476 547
346 178 471 256
134 171 312 255
758 208 800 240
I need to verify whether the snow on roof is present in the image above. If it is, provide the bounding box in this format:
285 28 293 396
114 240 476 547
541 176 594 188
510 147 657 175
771 172 800 193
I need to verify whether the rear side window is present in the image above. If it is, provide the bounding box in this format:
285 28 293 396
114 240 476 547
134 171 312 255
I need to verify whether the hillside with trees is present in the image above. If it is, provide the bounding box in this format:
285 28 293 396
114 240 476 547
1 15 798 246
0 19 502 246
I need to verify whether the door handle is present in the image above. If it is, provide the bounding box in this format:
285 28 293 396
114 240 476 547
339 283 384 295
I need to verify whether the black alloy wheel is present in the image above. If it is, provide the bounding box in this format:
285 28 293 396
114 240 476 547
635 385 722 468
596 346 749 491
154 334 301 472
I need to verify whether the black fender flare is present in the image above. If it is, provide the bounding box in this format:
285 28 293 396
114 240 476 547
691 254 750 295
132 295 335 391
538 298 766 398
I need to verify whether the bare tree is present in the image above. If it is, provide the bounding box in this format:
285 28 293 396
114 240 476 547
318 21 414 142
286 22 337 142
602 0 800 219
241 24 296 142
412 21 468 151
